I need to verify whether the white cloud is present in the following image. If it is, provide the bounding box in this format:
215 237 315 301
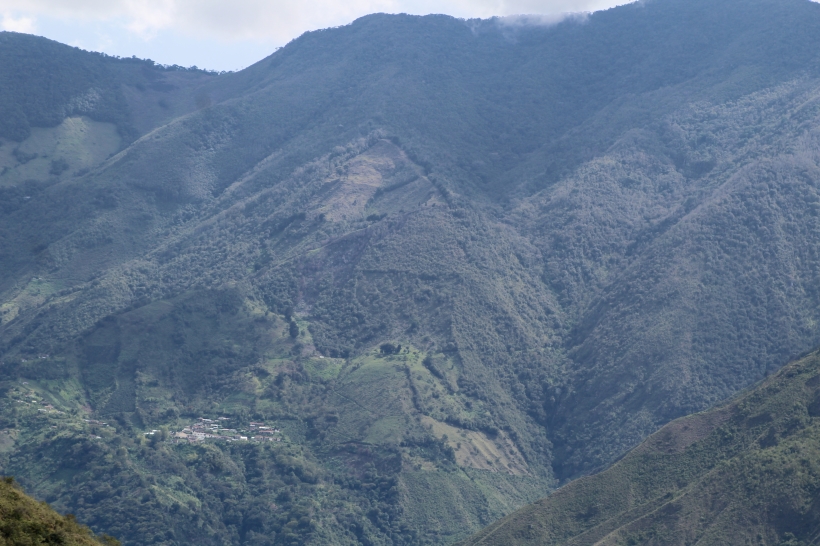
0 0 633 69
495 12 589 28
0 0 630 44
0 12 35 33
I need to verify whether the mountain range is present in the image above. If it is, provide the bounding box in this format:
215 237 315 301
3 0 820 543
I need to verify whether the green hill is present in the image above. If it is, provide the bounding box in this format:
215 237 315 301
0 32 225 144
461 349 820 545
5 0 820 543
0 476 117 545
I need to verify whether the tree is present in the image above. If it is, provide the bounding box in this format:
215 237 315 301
379 343 401 355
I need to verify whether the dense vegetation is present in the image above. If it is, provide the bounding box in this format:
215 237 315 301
0 289 544 545
0 32 222 143
462 349 820 545
0 476 117 545
4 0 820 543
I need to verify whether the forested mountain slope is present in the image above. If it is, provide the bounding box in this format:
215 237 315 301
0 31 226 143
0 476 117 545
3 0 820 544
462 349 820 546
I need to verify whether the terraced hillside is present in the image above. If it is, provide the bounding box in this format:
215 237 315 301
461 349 820 545
5 0 820 544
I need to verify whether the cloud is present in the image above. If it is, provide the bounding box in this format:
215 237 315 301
0 12 35 33
0 0 630 44
0 0 399 42
495 12 589 28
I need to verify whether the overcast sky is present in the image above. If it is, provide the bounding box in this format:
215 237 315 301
0 0 630 71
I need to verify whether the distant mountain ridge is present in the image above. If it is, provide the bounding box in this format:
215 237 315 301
3 0 820 543
0 31 224 143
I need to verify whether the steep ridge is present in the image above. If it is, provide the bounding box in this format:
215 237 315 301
461 348 820 545
3 0 820 544
535 79 820 476
0 476 118 545
0 31 224 143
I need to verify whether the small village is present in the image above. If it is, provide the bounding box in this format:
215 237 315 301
12 386 65 415
144 417 284 444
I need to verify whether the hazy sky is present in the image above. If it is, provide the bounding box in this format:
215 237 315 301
0 0 630 71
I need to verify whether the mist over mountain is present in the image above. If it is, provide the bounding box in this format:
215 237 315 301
3 0 820 544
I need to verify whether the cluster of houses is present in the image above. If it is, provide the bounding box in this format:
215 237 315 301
163 417 283 443
15 392 64 414
19 354 50 363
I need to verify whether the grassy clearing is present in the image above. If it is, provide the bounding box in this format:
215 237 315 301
0 277 64 326
421 416 528 475
302 357 343 381
0 117 120 186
